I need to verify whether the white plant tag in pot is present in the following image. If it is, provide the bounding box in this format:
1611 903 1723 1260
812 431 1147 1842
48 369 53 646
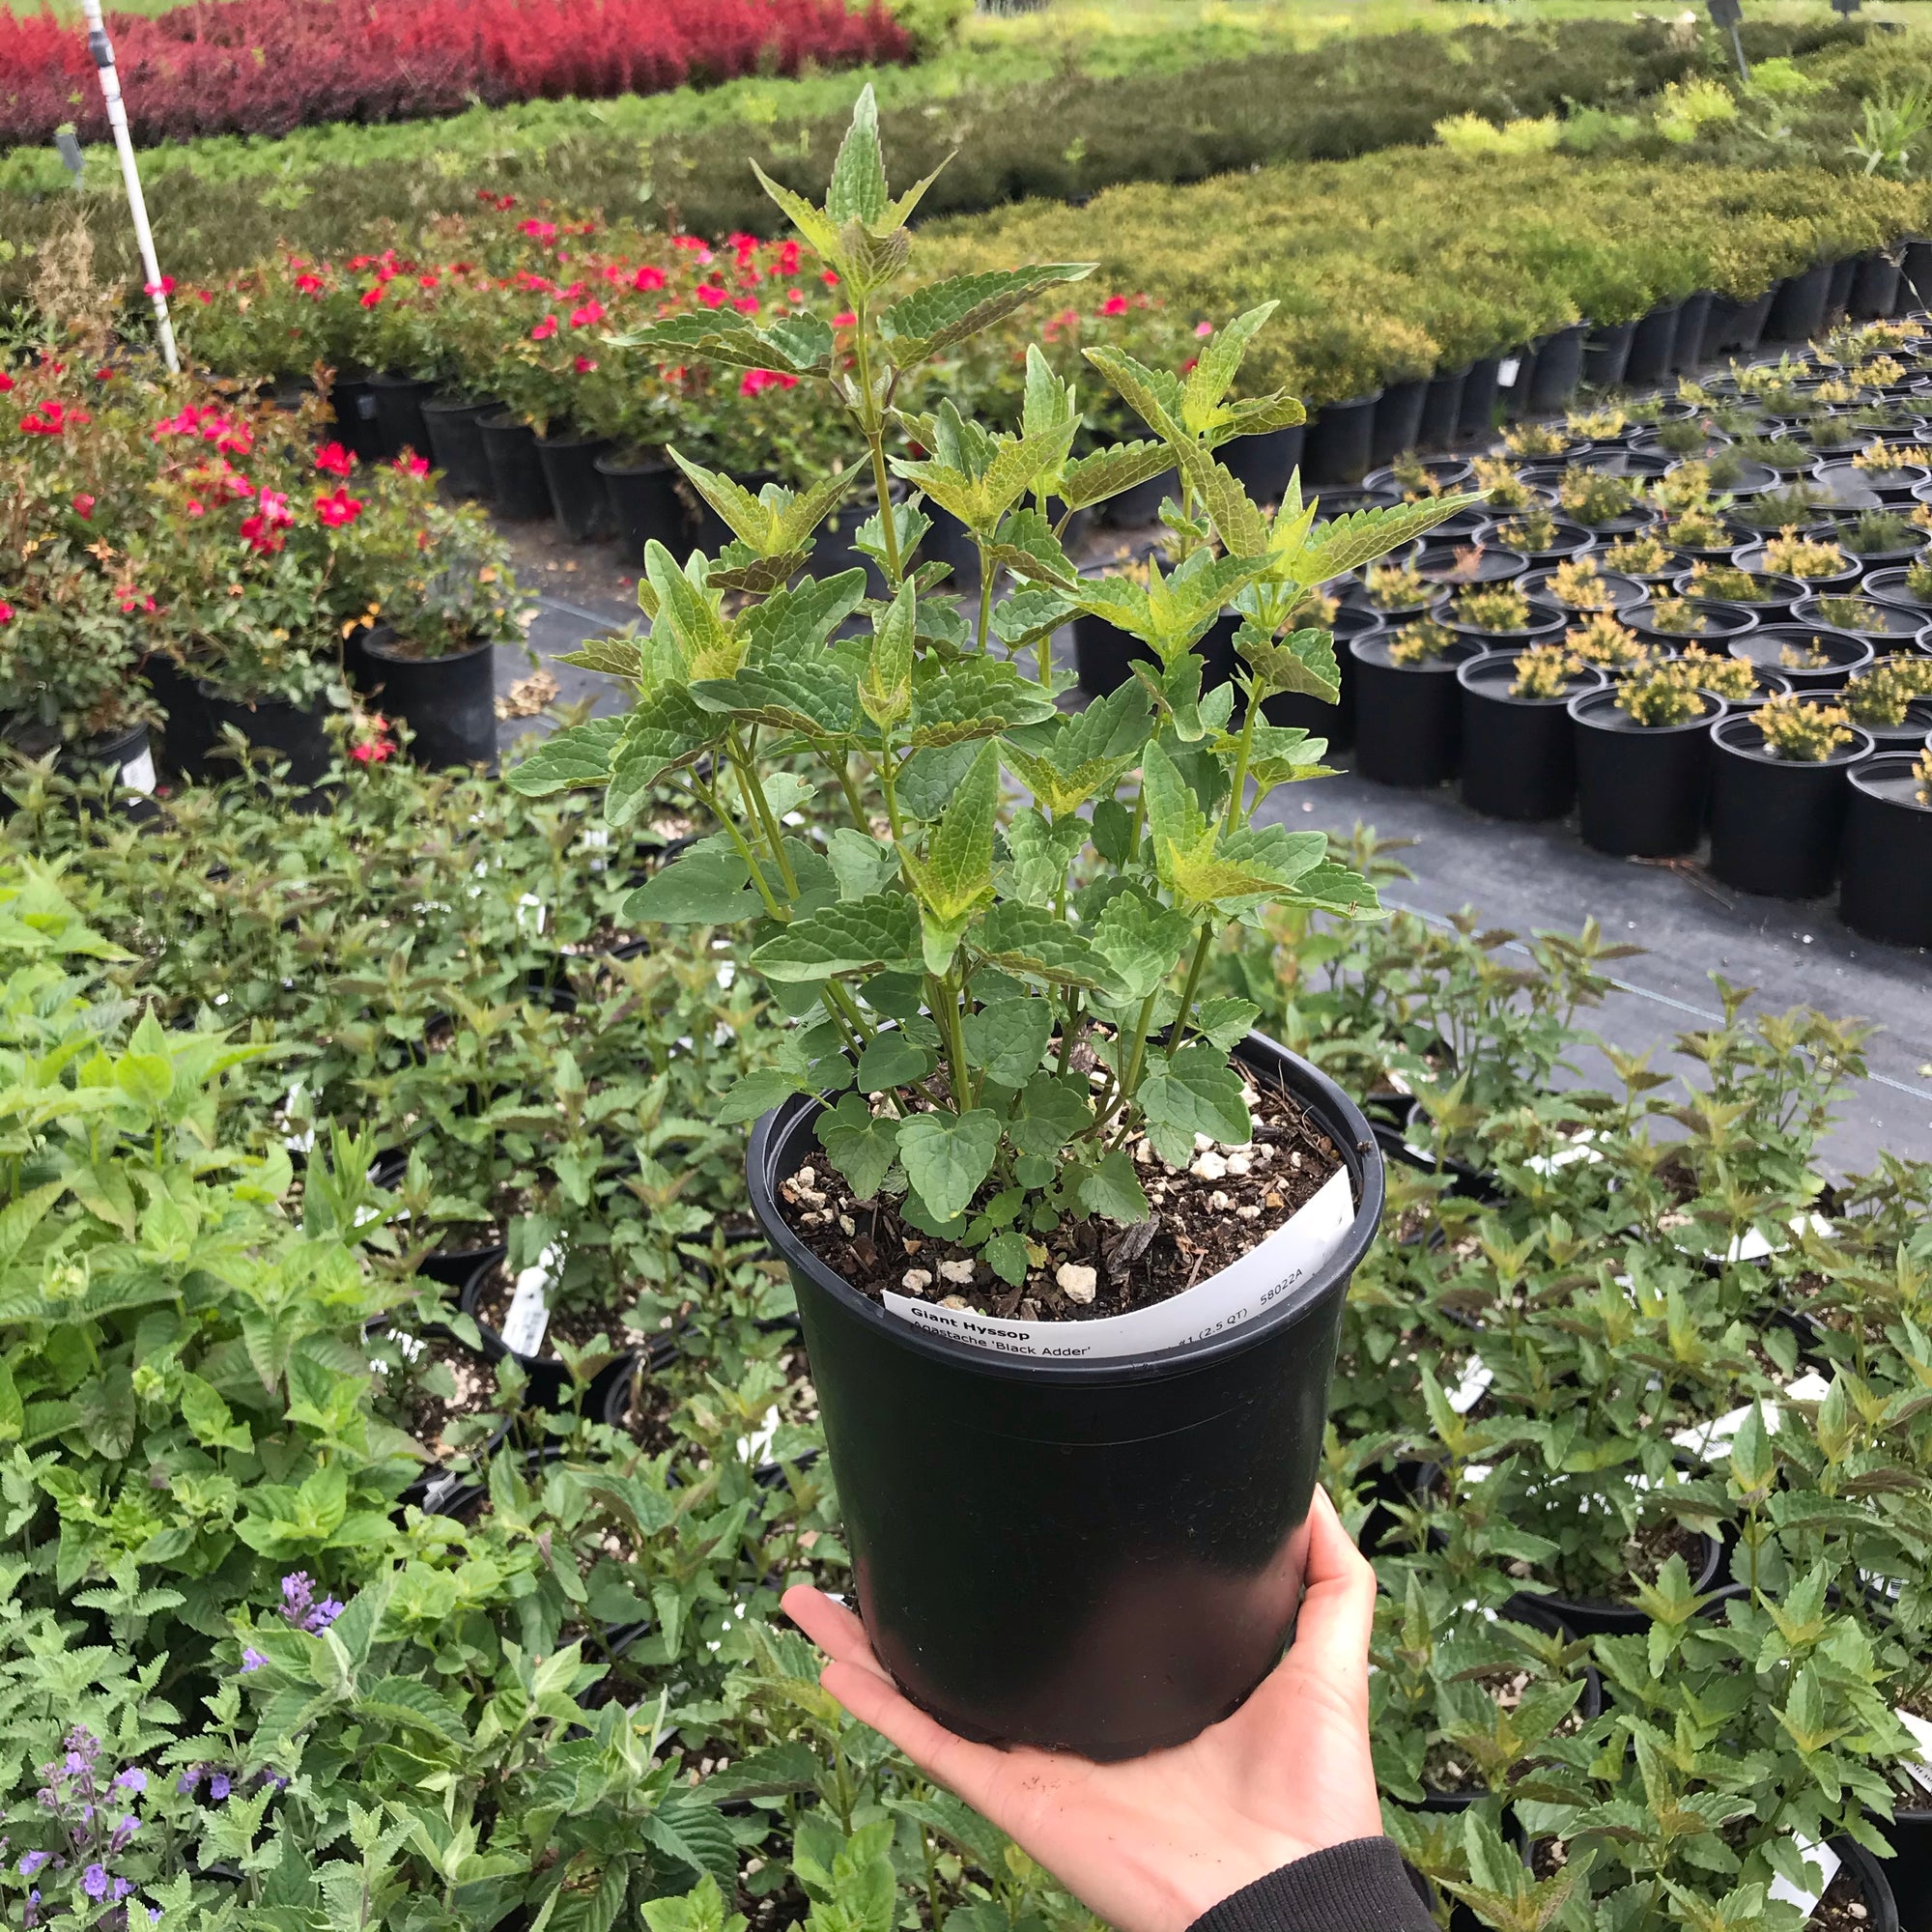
500 1245 561 1356
121 748 156 795
882 1166 1354 1361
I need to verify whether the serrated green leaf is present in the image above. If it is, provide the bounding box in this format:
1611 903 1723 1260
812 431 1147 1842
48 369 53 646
717 1069 808 1126
1056 440 1179 514
960 1000 1053 1088
908 740 999 923
974 902 1110 990
1090 891 1194 1004
1075 1147 1151 1224
752 894 923 980
896 1109 1001 1224
556 637 645 679
608 688 717 826
624 848 759 924
826 83 891 229
1139 1042 1250 1167
856 1034 935 1091
816 1091 902 1199
878 266 1094 367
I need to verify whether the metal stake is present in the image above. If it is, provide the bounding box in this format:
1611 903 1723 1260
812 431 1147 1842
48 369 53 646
77 0 178 372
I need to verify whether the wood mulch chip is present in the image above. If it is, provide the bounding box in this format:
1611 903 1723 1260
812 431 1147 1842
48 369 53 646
779 1069 1347 1321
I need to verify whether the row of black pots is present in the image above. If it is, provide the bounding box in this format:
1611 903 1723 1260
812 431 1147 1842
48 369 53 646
1355 633 1931 937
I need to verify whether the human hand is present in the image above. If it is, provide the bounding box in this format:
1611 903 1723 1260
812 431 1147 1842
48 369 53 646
781 1486 1383 1932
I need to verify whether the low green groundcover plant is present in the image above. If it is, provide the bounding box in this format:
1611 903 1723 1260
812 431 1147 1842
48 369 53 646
509 90 1462 1287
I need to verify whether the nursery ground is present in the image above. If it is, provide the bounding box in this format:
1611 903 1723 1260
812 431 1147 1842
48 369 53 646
499 570 1932 1182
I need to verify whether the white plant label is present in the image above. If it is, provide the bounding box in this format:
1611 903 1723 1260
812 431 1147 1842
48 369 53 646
500 1245 562 1356
1498 356 1521 386
1897 1708 1932 1796
883 1166 1353 1360
1765 1834 1838 1914
120 749 156 795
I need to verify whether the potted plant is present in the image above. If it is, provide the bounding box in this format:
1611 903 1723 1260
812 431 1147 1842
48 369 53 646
1627 593 1757 653
1568 653 1741 858
1839 748 1932 947
1834 505 1929 565
1862 552 1932 618
1727 624 1874 696
1708 693 1873 899
1491 506 1595 564
1352 557 1445 621
1457 642 1605 823
1554 466 1651 535
1520 554 1645 615
1842 656 1932 753
506 92 1471 1758
1561 611 1660 679
1598 529 1684 592
1731 530 1861 594
1354 619 1484 787
340 475 534 772
1790 591 1926 656
1444 582 1565 652
1672 559 1805 621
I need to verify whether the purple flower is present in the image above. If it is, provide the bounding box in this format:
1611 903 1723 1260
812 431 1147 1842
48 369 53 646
208 1774 231 1803
279 1574 315 1626
175 1771 201 1797
150 1911 161 1924
240 1648 267 1673
112 1878 133 1902
18 1851 47 1878
24 1888 39 1929
303 1599 344 1634
113 1770 146 1794
81 1864 109 1901
109 1816 139 1855
63 1728 99 1764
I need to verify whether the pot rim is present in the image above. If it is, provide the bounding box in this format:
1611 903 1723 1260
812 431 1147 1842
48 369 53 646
1456 655 1606 704
1849 751 1932 807
747 1031 1384 1386
1566 685 1723 732
1712 714 1876 766
363 631 499 668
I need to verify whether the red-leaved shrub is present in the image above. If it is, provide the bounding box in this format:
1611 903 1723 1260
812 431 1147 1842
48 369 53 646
0 0 909 147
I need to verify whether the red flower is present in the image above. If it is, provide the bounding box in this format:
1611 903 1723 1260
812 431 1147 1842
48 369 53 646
634 265 666 293
71 493 96 519
739 369 799 397
314 487 363 527
568 298 605 328
1100 295 1129 317
359 287 384 309
833 310 857 327
294 270 325 294
732 294 760 315
393 453 430 476
315 442 354 477
0 373 13 392
778 242 801 277
819 270 839 287
696 284 727 311
574 355 596 374
530 315 558 341
0 602 12 625
144 276 176 297
519 219 558 242
418 272 440 290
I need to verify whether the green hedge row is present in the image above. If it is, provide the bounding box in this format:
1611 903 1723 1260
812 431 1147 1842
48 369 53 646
0 15 1862 302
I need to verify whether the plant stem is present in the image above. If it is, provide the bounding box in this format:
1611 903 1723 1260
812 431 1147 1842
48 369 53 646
1222 686 1261 835
853 298 902 586
1163 922 1216 1055
977 560 995 660
692 776 786 922
728 732 799 898
930 970 973 1110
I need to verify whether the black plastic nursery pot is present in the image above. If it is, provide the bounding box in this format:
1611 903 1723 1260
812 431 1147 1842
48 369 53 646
597 449 685 563
1302 393 1380 487
1839 753 1932 947
1568 685 1722 859
1579 320 1634 391
180 685 333 789
538 434 616 542
458 1257 639 1417
1764 262 1833 343
1901 235 1932 311
1102 466 1179 527
1417 366 1466 451
1851 252 1902 320
1624 302 1681 387
1456 656 1605 822
477 412 554 523
331 371 385 463
1501 1532 1726 1641
1824 254 1857 325
421 397 497 501
1888 1805 1932 1932
1220 424 1304 506
1350 633 1482 787
1728 625 1874 695
52 719 156 798
358 629 500 773
1863 698 1932 753
1456 357 1502 442
747 1031 1385 1759
1672 292 1715 374
1707 715 1872 899
370 373 435 462
1263 607 1373 753
1368 379 1427 467
1527 324 1587 413
1073 599 1236 700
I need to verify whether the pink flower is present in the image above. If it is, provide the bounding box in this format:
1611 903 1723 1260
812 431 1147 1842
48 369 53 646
732 295 760 315
71 493 96 519
0 601 12 624
519 219 558 242
633 265 666 292
696 285 727 311
0 372 13 391
568 298 605 328
529 315 558 341
1100 296 1129 317
819 270 839 288
359 287 383 309
314 487 363 527
573 355 596 374
393 453 430 477
833 310 857 327
315 443 354 477
1195 320 1214 337
144 275 176 296
778 242 801 276
739 369 799 397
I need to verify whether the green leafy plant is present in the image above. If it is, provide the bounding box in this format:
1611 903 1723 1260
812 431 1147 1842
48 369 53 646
1839 507 1917 556
1557 468 1639 528
1495 506 1559 553
1509 644 1577 700
1389 618 1460 667
507 89 1463 1282
1646 594 1711 636
1617 656 1718 724
1452 583 1534 633
1548 556 1616 611
1363 559 1435 610
1761 531 1848 579
1603 531 1675 576
1843 654 1932 725
1565 611 1653 671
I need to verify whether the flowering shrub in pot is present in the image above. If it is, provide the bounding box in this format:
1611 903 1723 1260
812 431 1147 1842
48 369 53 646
1708 693 1873 898
506 91 1471 1757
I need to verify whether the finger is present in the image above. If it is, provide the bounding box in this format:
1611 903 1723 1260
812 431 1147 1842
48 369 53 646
781 1586 897 1685
1282 1489 1377 1684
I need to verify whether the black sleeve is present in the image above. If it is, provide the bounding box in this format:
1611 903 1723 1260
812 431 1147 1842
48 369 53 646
1185 1837 1437 1932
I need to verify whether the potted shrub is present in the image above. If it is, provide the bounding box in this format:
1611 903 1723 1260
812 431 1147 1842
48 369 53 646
1444 582 1565 652
1791 591 1926 655
1354 619 1484 787
1457 642 1605 822
1352 557 1445 621
507 93 1469 1758
1842 656 1932 753
1627 593 1757 653
1731 530 1861 594
1655 501 1737 563
1561 611 1660 679
1862 552 1932 618
1708 693 1873 899
1840 748 1932 946
1414 537 1528 587
1491 507 1595 564
342 479 533 773
1728 624 1874 695
1834 505 1929 565
1598 528 1684 592
1568 654 1742 858
1554 466 1651 535
1673 559 1806 619
1520 554 1645 614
